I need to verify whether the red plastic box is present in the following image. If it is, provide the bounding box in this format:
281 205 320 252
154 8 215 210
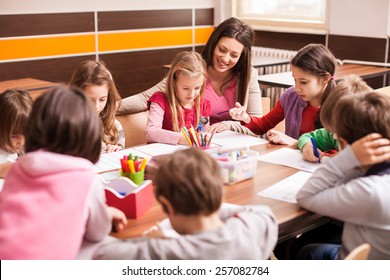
104 177 154 219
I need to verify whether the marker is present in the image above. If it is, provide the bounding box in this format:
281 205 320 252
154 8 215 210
310 137 321 163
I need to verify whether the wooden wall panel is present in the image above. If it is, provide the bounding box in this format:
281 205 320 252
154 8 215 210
328 35 387 62
0 9 214 96
195 8 214 25
100 47 191 98
254 31 326 51
98 10 192 31
0 13 94 37
0 55 95 85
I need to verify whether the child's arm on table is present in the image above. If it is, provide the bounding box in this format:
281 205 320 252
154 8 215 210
299 129 338 162
107 206 128 232
146 102 185 145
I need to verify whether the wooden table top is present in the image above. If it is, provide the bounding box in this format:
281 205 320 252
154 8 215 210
0 78 58 100
251 56 290 68
111 143 326 242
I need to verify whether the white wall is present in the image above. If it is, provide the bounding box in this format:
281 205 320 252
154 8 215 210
0 0 214 14
328 0 390 38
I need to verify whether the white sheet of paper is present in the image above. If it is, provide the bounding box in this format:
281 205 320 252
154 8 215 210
93 147 151 173
258 171 312 203
211 130 267 148
132 143 188 157
257 147 320 172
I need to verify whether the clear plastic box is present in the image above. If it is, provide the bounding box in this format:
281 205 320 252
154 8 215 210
212 150 258 185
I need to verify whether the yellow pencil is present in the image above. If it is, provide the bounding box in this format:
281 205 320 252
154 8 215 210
128 159 135 173
139 158 147 171
181 127 192 145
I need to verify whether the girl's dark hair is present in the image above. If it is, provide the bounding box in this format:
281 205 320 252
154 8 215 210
291 44 337 129
24 86 102 163
0 88 32 153
201 17 254 105
154 148 223 215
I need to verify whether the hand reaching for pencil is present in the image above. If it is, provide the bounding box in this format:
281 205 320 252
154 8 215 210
229 102 251 124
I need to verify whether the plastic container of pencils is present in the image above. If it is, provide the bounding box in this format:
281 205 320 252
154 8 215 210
212 149 258 185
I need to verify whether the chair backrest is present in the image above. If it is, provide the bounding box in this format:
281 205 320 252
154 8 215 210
344 243 371 260
261 97 271 115
116 111 148 148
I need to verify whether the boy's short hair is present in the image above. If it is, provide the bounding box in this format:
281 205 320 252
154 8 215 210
154 148 223 215
333 91 390 144
24 85 102 163
320 74 372 130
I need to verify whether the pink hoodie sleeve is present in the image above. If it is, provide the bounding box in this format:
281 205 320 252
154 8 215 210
83 177 112 242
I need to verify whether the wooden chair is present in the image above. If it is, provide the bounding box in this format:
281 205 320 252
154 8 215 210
261 96 285 133
116 111 148 148
344 243 371 260
261 97 271 115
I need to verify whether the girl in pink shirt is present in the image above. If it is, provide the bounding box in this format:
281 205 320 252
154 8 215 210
0 86 127 259
146 51 211 145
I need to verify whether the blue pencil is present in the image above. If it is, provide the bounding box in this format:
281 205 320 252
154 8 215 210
310 137 321 163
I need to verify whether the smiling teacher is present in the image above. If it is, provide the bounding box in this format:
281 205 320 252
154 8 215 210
117 17 263 135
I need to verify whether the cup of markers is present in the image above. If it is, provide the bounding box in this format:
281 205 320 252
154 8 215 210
120 154 147 185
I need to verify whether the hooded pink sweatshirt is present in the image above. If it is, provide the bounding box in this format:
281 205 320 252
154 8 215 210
0 150 111 260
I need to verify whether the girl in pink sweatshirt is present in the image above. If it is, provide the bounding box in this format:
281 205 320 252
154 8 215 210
0 86 127 259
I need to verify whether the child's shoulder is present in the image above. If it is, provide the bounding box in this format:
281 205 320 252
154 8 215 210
200 98 212 116
148 91 167 102
280 86 306 105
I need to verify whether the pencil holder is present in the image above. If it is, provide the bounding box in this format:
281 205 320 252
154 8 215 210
120 170 145 185
104 177 153 219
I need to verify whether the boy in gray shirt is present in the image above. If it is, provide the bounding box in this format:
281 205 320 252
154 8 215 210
297 91 390 259
83 148 278 260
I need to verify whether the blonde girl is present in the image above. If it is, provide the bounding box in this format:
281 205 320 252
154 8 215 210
146 51 211 145
69 60 124 152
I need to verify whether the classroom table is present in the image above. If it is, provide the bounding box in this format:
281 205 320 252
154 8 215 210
258 63 390 88
251 56 290 68
0 78 58 100
110 143 328 243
